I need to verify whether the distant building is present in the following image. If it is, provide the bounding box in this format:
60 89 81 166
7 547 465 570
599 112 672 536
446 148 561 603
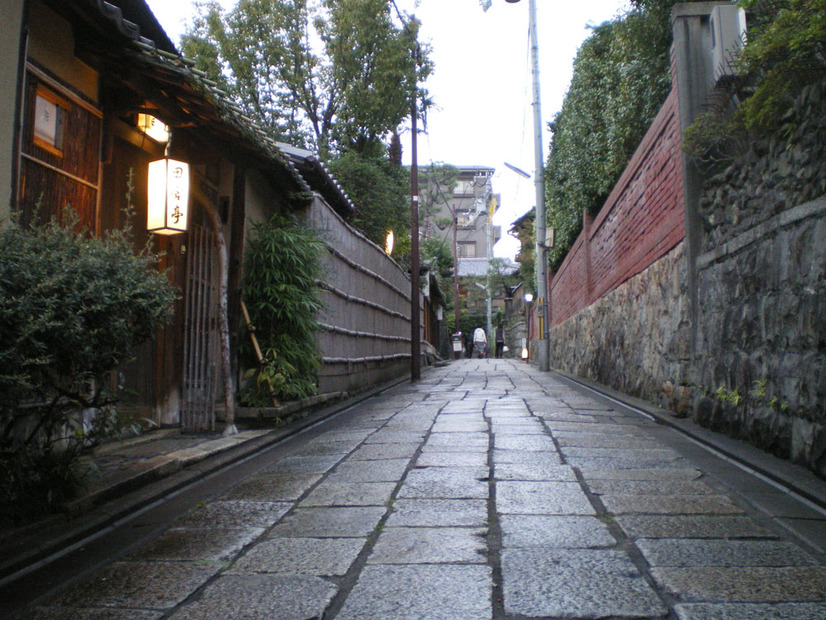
423 165 501 267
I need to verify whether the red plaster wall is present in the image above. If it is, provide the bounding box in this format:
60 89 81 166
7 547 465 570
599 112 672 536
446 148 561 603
549 89 685 326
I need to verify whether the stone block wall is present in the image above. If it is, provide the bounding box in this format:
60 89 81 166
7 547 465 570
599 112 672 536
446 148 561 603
692 198 826 473
690 80 826 475
549 244 692 414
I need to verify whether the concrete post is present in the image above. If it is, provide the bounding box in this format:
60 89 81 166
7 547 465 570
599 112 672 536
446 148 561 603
1 0 26 222
671 2 730 354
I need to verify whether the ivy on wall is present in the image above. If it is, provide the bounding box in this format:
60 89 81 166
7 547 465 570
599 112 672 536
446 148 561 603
544 0 679 271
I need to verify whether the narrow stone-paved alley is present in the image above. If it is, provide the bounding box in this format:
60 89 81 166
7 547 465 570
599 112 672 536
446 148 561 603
17 360 826 618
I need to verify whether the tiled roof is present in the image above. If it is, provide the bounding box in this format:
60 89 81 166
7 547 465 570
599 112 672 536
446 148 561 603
89 0 355 214
457 257 518 278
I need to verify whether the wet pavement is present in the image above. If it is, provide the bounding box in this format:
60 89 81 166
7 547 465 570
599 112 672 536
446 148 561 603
10 359 826 618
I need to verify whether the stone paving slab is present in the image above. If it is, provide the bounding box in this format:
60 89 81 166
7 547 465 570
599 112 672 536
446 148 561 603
29 608 163 619
176 500 292 529
261 453 344 475
600 493 745 515
347 442 420 461
368 526 487 564
614 515 778 539
492 449 563 466
364 430 427 444
48 560 223 611
637 538 818 567
499 515 616 548
299 481 396 507
415 451 487 467
579 466 703 480
674 601 826 619
494 434 557 452
424 432 489 450
501 548 668 617
496 481 595 515
127 527 262 562
494 462 577 481
398 467 489 499
651 566 826 602
268 506 386 538
565 455 691 469
172 574 337 619
335 564 492 620
221 474 322 501
325 458 411 482
556 435 665 448
228 537 365 576
585 478 717 496
561 446 683 459
385 499 488 527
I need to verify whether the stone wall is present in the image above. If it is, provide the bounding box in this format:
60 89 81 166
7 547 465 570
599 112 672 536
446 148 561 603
692 198 826 473
690 80 826 475
542 11 826 477
548 244 692 414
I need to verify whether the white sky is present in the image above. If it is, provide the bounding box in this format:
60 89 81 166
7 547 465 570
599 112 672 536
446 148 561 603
145 0 628 259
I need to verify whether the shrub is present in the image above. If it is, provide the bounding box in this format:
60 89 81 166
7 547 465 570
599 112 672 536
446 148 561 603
241 214 325 404
0 212 176 523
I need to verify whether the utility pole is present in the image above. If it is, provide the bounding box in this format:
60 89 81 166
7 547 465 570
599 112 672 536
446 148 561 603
495 0 548 370
409 30 421 382
527 0 549 371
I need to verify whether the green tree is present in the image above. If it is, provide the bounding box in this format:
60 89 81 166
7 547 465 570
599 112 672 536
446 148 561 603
736 0 826 132
182 0 431 157
326 151 410 251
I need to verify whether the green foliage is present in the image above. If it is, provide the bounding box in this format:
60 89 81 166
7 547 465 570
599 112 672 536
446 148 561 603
182 0 431 157
421 236 454 281
0 211 176 523
715 385 744 406
242 214 325 403
545 1 678 270
737 0 826 132
326 151 410 252
685 1 826 164
488 258 519 299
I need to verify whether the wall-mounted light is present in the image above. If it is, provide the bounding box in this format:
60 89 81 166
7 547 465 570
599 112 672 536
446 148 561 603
137 113 170 143
147 156 189 235
385 230 395 255
524 293 533 303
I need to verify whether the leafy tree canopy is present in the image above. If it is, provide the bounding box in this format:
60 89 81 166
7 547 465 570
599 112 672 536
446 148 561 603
326 151 410 251
182 0 432 158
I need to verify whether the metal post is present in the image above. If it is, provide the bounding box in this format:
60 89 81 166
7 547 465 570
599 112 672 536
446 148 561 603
528 0 549 371
485 201 492 353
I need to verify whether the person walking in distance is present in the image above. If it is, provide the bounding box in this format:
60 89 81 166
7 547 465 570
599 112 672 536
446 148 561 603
495 323 505 358
473 326 487 358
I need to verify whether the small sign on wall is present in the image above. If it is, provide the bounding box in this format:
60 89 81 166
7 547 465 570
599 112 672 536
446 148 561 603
33 86 68 157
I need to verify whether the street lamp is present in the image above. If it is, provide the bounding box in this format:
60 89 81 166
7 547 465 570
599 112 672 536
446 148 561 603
523 292 533 360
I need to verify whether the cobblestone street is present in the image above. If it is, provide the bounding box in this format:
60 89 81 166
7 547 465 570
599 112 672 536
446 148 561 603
19 360 826 618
